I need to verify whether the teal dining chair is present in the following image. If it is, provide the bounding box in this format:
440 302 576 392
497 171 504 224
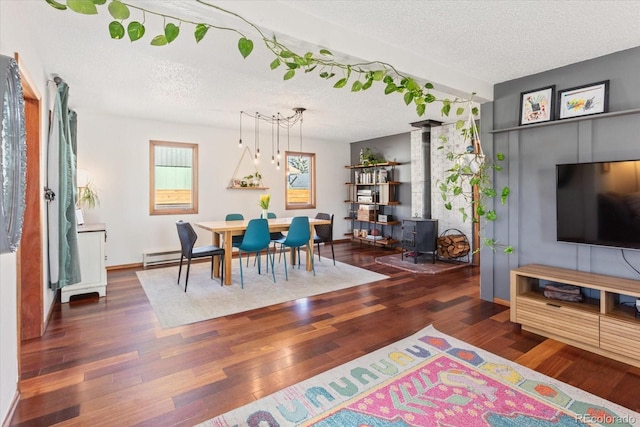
225 213 244 249
237 218 275 288
259 211 286 252
275 216 315 280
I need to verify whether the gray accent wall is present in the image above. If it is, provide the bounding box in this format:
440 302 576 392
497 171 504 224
481 46 640 302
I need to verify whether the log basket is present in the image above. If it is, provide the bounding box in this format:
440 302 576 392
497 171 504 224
436 228 471 263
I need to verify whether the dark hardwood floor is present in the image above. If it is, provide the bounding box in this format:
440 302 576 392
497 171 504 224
11 243 640 426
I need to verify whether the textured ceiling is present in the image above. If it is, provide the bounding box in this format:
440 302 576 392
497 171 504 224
5 0 640 143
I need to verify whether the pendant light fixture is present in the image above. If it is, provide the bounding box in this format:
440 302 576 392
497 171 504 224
237 108 306 169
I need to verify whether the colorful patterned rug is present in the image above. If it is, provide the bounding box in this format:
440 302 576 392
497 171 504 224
199 325 640 426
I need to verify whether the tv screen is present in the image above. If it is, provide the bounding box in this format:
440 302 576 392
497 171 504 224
556 159 640 250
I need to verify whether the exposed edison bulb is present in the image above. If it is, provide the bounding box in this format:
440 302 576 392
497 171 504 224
271 155 275 164
276 161 280 170
257 148 261 158
276 150 281 160
238 138 242 148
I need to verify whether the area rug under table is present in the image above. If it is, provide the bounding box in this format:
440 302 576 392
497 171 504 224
199 325 639 427
136 257 388 329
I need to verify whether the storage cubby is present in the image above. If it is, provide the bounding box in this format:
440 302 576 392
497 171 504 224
511 264 640 368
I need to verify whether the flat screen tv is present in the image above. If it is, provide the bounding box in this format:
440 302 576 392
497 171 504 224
556 159 640 250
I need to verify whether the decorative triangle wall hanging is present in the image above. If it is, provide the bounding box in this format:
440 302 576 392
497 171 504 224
228 146 268 189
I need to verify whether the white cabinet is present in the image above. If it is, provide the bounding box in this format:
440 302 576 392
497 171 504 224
61 223 107 303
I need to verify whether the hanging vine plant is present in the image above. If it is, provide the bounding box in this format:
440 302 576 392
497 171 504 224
437 103 513 253
43 0 512 252
43 0 468 119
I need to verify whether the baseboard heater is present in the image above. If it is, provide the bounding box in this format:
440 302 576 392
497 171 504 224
143 249 181 267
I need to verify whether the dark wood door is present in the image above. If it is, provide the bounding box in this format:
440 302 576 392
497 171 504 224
17 56 44 341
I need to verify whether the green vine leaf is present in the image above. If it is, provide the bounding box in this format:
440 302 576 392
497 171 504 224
269 58 281 70
403 91 413 105
319 48 332 56
384 83 397 95
194 24 209 43
45 0 67 10
164 23 180 43
372 70 384 81
333 78 347 89
416 103 426 117
107 0 129 20
496 152 505 161
108 21 125 39
127 21 145 42
351 81 363 92
425 82 434 89
456 107 465 116
67 0 97 14
150 35 168 46
283 69 295 80
501 187 510 204
455 120 465 130
304 64 317 73
238 37 254 58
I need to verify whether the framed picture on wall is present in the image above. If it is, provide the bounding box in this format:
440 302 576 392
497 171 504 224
519 85 555 125
557 80 609 119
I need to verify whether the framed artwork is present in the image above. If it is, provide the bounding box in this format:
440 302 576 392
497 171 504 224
519 85 555 125
557 80 609 119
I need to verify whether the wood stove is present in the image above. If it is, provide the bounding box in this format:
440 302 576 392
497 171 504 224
401 218 438 264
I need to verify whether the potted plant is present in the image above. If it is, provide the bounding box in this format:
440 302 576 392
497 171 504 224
78 181 99 209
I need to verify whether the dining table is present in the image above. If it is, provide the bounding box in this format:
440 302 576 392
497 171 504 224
194 216 331 285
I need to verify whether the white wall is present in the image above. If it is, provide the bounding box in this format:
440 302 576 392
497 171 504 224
76 112 350 266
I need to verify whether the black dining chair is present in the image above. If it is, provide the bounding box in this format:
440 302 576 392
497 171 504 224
176 220 225 292
314 213 335 265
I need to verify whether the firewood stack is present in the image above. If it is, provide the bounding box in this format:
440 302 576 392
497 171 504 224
437 234 471 259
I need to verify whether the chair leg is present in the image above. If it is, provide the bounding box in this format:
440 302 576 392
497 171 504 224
330 241 335 265
239 252 244 289
210 255 214 279
268 247 275 283
281 244 288 281
177 255 184 284
184 259 192 292
316 243 321 261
